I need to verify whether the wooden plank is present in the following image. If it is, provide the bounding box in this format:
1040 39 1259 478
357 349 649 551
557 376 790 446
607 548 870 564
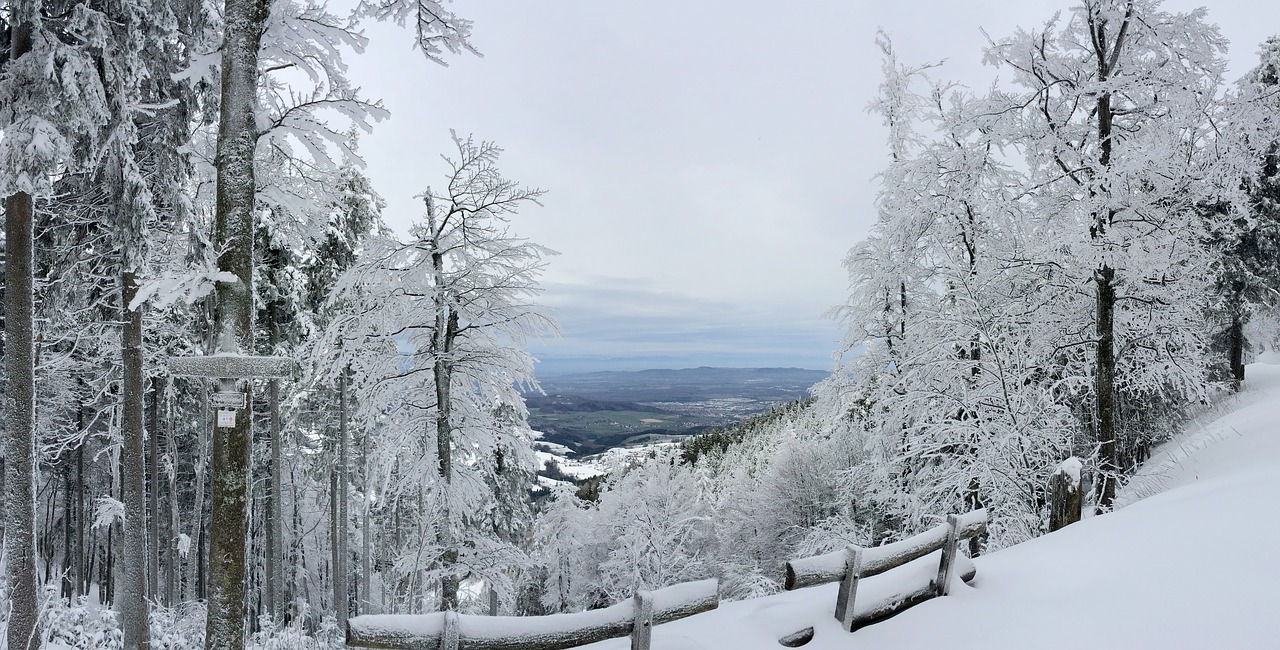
833 546 862 632
785 509 987 590
347 579 718 650
168 355 294 379
935 514 961 597
848 551 977 632
778 627 814 647
850 581 937 632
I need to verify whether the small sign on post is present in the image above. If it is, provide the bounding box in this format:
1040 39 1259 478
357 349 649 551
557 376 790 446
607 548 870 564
211 391 247 410
217 409 236 428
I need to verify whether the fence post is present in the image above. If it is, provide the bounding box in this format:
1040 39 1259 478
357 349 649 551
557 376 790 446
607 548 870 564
1049 457 1083 532
631 590 654 650
935 514 960 597
442 610 460 650
834 546 863 632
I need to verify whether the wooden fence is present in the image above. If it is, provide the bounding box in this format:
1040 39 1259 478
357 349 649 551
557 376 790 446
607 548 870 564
347 508 988 649
346 578 718 650
783 508 987 633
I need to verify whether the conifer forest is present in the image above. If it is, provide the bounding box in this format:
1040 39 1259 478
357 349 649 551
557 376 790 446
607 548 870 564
2 0 1279 649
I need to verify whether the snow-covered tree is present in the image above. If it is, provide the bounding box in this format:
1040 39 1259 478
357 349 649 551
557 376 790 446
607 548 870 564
986 0 1227 507
1203 36 1280 390
1 0 111 644
322 132 553 612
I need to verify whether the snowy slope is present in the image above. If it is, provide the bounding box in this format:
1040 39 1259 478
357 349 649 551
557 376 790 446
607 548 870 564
583 363 1280 650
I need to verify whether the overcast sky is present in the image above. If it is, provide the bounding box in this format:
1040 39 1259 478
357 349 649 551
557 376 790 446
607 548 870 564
342 1 1277 375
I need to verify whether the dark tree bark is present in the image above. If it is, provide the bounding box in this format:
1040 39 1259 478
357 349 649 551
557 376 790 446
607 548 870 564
166 384 179 606
267 374 283 617
329 375 350 631
4 184 40 650
1087 1 1131 511
120 267 151 650
339 370 350 620
1094 266 1118 508
63 455 76 598
432 299 460 610
76 444 87 596
205 0 271 644
1228 308 1245 392
149 379 162 600
4 13 40 650
361 418 372 615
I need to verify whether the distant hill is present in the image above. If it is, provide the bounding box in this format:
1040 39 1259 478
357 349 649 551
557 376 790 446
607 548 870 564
533 366 828 403
525 367 828 456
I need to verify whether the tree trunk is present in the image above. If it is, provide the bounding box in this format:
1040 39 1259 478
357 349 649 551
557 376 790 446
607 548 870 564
339 370 351 621
189 381 209 601
149 379 162 601
290 461 307 623
62 455 75 598
1095 266 1118 510
331 371 351 626
205 0 270 643
433 311 459 611
121 268 152 650
77 443 87 596
330 429 345 629
166 384 179 606
428 222 460 611
1229 307 1245 392
1088 6 1128 512
5 185 40 650
264 298 283 620
361 418 372 615
268 372 284 620
105 517 115 606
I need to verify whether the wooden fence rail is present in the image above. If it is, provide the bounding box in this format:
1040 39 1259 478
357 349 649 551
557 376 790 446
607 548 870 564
348 508 988 648
346 578 718 650
784 508 988 633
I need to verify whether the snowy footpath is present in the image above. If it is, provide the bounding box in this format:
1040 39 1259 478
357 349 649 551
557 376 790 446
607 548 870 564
584 362 1280 650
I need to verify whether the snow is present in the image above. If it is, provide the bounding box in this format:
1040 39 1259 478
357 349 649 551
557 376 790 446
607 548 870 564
579 363 1280 650
535 450 604 481
1054 456 1083 486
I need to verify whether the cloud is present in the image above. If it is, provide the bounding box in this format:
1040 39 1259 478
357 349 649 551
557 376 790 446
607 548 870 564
528 278 839 374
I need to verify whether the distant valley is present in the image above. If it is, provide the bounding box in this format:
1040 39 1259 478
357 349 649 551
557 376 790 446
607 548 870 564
525 367 827 456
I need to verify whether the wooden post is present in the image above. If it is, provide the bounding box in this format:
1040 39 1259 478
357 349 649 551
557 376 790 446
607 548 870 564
489 583 499 616
833 546 863 632
631 590 654 650
442 610 460 650
935 514 960 597
1049 457 1083 532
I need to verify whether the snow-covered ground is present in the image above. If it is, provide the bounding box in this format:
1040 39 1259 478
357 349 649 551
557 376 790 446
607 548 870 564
583 362 1280 650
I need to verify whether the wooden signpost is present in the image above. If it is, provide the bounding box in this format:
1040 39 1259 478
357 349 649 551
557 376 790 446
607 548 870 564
169 356 292 428
169 355 295 380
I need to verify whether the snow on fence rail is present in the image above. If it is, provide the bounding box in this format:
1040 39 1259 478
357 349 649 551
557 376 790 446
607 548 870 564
784 508 987 633
346 578 718 650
